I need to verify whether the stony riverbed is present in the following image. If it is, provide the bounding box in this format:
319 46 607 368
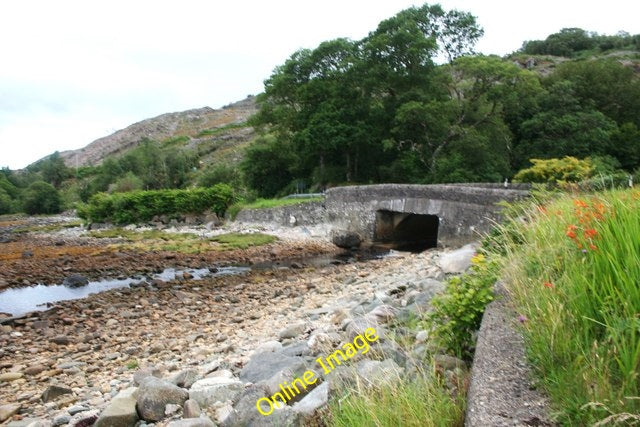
0 215 474 426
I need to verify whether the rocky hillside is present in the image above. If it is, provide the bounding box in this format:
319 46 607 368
58 97 258 168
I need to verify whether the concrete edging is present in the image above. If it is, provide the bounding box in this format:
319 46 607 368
465 281 554 426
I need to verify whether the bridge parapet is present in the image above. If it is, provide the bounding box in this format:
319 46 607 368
325 184 529 247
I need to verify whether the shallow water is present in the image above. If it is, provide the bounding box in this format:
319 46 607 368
0 266 250 317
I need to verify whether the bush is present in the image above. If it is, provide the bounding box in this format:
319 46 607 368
78 184 235 224
22 181 62 214
513 156 593 183
427 252 499 358
0 188 13 214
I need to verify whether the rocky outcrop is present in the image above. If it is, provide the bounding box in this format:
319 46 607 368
55 97 257 168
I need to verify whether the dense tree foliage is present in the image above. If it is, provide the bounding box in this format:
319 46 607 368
22 181 62 214
522 28 640 57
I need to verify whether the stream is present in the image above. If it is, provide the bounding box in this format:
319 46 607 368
0 249 392 317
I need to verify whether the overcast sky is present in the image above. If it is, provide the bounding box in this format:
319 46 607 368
1 0 639 169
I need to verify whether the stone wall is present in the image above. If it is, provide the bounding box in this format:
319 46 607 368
232 201 327 227
233 184 529 247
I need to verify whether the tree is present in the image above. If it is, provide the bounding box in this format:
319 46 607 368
389 56 527 181
22 181 62 214
39 152 71 188
513 157 593 183
241 136 295 198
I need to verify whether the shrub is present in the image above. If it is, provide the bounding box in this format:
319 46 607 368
427 252 499 358
0 188 13 214
22 181 62 214
78 184 235 224
513 156 593 183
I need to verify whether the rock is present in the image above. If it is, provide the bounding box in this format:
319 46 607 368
68 410 99 427
42 385 73 403
0 372 23 382
415 330 429 343
170 369 200 389
95 388 139 427
367 304 397 323
182 399 201 418
331 231 362 249
239 351 306 384
215 403 233 424
291 381 328 416
438 244 477 274
356 359 403 386
167 417 215 427
133 367 163 386
278 323 306 341
255 341 282 353
52 415 70 426
0 404 20 423
165 404 181 416
50 336 72 346
433 354 466 371
221 386 297 427
136 377 189 422
189 376 244 408
67 405 88 416
345 317 380 341
106 319 119 327
62 274 89 288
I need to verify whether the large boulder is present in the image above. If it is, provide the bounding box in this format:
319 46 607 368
136 377 188 422
189 374 244 408
94 388 138 427
291 382 328 416
239 351 306 384
331 231 362 249
62 274 89 288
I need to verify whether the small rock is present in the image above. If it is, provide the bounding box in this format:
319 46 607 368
183 399 201 418
189 377 244 408
0 404 21 423
42 385 73 403
278 323 306 341
438 244 477 274
52 415 70 426
292 381 328 416
433 354 466 371
167 417 215 427
50 336 72 346
133 367 162 386
0 372 24 382
415 330 429 343
67 406 88 416
62 275 89 288
137 377 188 422
170 369 200 389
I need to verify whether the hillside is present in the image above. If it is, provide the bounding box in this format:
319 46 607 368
57 96 258 168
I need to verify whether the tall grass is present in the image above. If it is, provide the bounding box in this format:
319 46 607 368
327 372 465 427
497 188 640 424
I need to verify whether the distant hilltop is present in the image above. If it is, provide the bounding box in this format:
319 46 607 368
57 96 258 168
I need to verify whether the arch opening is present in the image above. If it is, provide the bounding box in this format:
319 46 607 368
374 210 439 251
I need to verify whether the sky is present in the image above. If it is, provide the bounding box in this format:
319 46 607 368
1 0 639 169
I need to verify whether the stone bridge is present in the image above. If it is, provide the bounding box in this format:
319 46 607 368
325 184 529 248
234 184 530 248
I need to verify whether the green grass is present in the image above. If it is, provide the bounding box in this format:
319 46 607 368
494 188 640 425
327 372 465 427
228 196 324 219
90 228 276 252
209 232 276 249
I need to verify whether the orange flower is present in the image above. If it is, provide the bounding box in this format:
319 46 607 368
589 243 598 251
584 228 598 239
573 199 588 208
543 282 554 288
566 231 577 239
